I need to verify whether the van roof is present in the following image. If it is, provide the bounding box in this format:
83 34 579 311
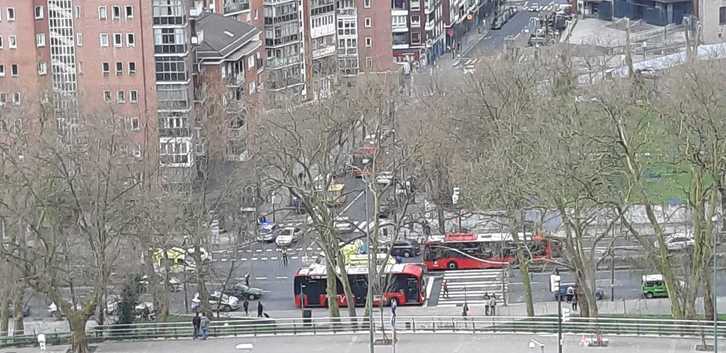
642 274 663 282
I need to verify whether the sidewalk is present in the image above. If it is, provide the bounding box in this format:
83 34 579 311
436 14 495 69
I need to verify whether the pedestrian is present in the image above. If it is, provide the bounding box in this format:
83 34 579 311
192 312 201 340
483 292 490 316
200 313 210 340
566 286 574 303
243 299 249 316
244 272 250 287
572 292 578 311
282 248 288 266
462 302 469 317
391 298 398 317
257 301 264 317
489 294 497 316
442 279 449 298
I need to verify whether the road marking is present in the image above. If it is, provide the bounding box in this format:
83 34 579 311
221 258 228 262
261 257 268 261
252 257 258 261
256 249 263 252
246 250 252 253
276 276 289 279
266 249 273 252
256 276 268 280
292 256 299 260
307 247 313 251
296 248 303 251
270 257 278 260
241 258 248 261
340 189 365 214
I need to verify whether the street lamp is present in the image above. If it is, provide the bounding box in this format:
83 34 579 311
712 212 721 353
352 165 375 353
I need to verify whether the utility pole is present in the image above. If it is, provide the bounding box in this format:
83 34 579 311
364 175 374 353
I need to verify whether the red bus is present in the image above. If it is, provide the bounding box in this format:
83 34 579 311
293 263 426 308
423 232 556 271
350 145 377 177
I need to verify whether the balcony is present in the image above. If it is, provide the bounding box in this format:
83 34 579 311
336 8 356 17
225 72 245 87
266 56 300 69
336 47 358 56
392 24 409 33
313 45 336 59
159 127 192 138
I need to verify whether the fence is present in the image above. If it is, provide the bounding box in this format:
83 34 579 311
2 315 724 348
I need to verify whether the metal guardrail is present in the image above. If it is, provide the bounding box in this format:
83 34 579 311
2 316 725 348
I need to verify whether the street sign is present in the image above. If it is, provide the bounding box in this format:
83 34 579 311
550 275 561 293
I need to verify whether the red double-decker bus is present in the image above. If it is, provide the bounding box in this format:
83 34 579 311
293 263 426 308
423 232 556 271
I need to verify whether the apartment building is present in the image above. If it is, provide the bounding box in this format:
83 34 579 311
699 0 726 43
357 0 395 72
302 0 337 98
263 0 305 104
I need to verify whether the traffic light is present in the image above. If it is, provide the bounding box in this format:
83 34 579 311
550 274 561 293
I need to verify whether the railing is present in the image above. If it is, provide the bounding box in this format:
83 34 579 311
3 316 725 348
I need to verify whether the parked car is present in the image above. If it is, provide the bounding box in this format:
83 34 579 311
655 235 694 251
223 283 264 301
641 274 668 299
256 222 279 242
389 239 420 258
554 283 605 301
376 172 394 185
276 226 304 247
192 291 240 312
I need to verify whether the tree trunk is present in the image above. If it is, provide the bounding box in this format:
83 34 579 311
510 211 534 316
0 289 10 336
68 313 90 353
325 260 340 317
336 254 357 318
704 273 714 321
12 299 24 336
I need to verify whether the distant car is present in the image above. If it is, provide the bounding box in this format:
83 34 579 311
389 239 420 258
554 283 605 301
192 291 240 312
334 217 354 233
528 5 539 12
138 274 182 292
223 283 264 301
276 226 303 247
376 172 394 185
656 235 694 251
257 222 279 242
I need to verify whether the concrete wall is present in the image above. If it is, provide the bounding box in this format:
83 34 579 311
700 0 726 43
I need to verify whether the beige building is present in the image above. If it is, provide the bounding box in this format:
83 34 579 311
699 0 726 43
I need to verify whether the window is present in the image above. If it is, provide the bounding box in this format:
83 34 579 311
0 65 4 77
112 5 121 20
127 33 136 47
11 64 18 77
366 57 373 69
9 35 16 49
116 62 123 75
129 62 137 75
126 5 134 18
113 33 123 47
36 33 46 47
411 32 421 44
35 6 44 19
100 33 109 47
103 90 112 102
129 116 140 130
12 92 19 105
155 57 187 81
74 6 81 18
365 17 372 28
7 8 15 21
411 15 420 27
364 0 371 8
99 6 108 20
129 90 138 103
76 32 83 46
365 37 372 47
0 36 3 48
133 144 142 158
0 93 6 105
38 62 47 75
102 62 110 75
721 7 726 25
159 139 190 165
248 55 255 69
117 90 125 103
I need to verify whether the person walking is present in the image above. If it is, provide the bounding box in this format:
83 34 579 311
572 292 578 311
462 302 469 317
243 299 249 316
192 313 201 340
483 293 491 316
566 286 574 303
200 313 210 340
282 249 288 266
489 294 497 316
257 301 264 317
244 272 251 287
442 279 449 298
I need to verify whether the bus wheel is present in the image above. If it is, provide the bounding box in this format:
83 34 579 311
645 292 653 299
447 262 458 270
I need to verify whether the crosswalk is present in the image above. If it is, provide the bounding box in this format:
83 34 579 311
462 58 480 73
438 269 509 307
210 246 323 263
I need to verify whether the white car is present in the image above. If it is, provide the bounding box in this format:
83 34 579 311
656 235 695 251
376 172 394 185
192 291 240 312
276 226 303 247
334 217 354 233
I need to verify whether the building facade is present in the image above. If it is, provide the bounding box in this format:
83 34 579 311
356 0 395 73
699 0 726 43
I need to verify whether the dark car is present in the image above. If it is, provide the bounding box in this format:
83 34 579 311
223 282 264 300
389 239 420 258
554 283 605 301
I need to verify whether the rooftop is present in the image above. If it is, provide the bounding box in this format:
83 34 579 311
196 12 259 60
